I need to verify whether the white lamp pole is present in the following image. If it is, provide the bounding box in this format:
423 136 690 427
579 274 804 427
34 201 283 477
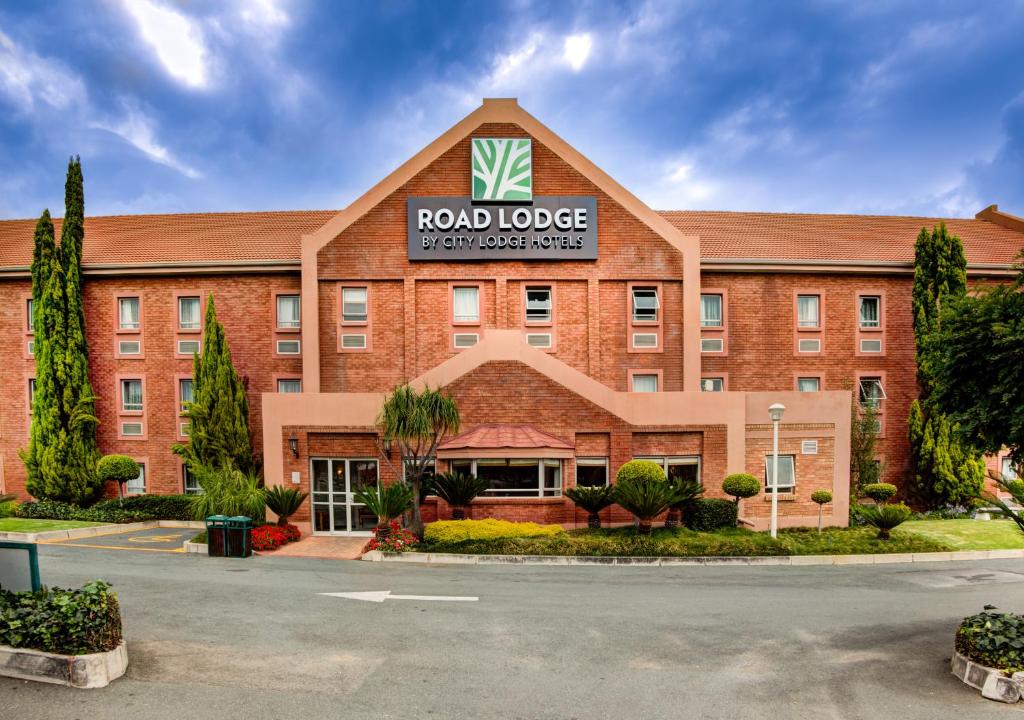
768 403 786 539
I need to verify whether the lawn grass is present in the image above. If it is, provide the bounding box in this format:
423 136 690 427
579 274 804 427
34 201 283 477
0 518 106 533
416 524 954 557
900 518 1024 550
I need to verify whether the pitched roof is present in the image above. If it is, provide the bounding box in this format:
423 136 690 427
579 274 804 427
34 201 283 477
437 424 574 452
660 210 1024 267
0 208 1021 271
0 210 334 270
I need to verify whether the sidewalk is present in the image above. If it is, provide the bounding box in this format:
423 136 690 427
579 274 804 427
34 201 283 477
266 535 365 560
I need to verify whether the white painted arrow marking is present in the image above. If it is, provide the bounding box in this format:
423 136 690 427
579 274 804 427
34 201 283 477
319 591 478 603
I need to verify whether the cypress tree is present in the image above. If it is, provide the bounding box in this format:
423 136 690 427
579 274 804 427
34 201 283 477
57 157 101 502
174 295 253 472
908 223 984 507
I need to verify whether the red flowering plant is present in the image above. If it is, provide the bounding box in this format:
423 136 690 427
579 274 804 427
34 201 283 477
364 520 418 553
250 523 301 552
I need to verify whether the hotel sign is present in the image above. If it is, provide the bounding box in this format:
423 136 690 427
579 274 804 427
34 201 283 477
407 196 598 261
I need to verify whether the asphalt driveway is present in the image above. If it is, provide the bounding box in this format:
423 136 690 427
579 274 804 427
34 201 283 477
5 544 1024 719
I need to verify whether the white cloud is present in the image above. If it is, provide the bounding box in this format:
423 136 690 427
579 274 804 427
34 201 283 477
91 106 201 179
0 28 86 111
563 33 593 71
239 0 291 34
121 0 210 89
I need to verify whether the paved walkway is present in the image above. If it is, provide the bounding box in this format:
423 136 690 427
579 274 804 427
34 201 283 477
263 534 365 560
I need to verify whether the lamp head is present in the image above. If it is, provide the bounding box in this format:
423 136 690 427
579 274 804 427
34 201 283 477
768 403 786 423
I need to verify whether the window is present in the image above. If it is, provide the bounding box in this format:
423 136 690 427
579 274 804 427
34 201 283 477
28 378 36 409
1002 458 1019 481
118 340 141 355
796 295 820 328
121 379 143 412
453 333 478 348
575 458 608 487
859 296 880 328
631 374 659 393
183 466 202 495
179 378 193 412
341 334 367 350
860 339 882 353
26 299 34 332
701 337 724 353
118 297 140 330
798 338 820 353
700 294 723 327
121 422 143 436
452 286 479 323
276 339 301 355
701 377 724 392
177 339 201 356
525 287 552 322
450 459 561 497
631 287 659 322
277 379 302 393
178 296 200 330
635 456 701 486
632 333 658 349
764 454 796 493
525 333 552 349
341 287 368 323
126 463 145 495
859 377 886 408
797 377 820 392
276 295 300 329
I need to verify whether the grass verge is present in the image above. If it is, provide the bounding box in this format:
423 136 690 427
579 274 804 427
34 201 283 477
416 525 954 557
0 518 107 533
900 518 1024 550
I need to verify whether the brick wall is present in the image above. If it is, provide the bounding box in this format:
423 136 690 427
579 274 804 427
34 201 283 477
1 272 302 499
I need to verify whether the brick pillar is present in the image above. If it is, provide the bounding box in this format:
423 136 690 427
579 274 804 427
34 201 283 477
404 278 416 379
495 277 507 329
587 278 601 377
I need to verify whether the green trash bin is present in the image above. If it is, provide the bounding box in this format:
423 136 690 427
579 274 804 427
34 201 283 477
225 516 252 558
205 515 229 557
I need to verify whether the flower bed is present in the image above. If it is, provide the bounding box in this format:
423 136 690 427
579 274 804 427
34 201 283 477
250 523 301 551
364 521 419 553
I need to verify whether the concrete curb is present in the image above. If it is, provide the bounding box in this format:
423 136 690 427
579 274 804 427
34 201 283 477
0 519 205 544
183 541 208 554
0 640 127 689
360 548 1024 566
951 648 1023 703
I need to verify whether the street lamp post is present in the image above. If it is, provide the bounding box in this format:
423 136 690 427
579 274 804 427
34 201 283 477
768 403 786 539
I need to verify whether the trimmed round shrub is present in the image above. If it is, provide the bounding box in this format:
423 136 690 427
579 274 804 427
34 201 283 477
722 473 760 502
685 498 738 531
616 459 667 485
957 612 1024 673
863 482 897 503
424 519 565 543
96 455 140 485
811 490 833 505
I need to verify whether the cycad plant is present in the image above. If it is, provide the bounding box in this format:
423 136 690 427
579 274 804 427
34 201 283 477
264 486 309 526
565 484 616 528
612 460 681 535
354 482 414 537
189 465 266 521
431 472 490 520
665 476 703 528
856 503 911 540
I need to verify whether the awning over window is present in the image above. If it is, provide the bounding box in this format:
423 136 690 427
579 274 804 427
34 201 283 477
437 424 575 459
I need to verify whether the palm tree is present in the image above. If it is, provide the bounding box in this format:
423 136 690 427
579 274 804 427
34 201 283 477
264 486 309 526
665 476 703 528
565 485 615 528
612 460 684 535
377 385 460 538
432 472 490 520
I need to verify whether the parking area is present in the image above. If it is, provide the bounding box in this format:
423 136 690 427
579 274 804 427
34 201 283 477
40 526 195 553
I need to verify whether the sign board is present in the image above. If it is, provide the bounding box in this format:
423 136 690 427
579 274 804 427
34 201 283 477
0 541 41 592
408 196 598 261
472 138 532 201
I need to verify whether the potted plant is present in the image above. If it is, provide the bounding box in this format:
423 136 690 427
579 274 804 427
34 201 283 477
354 482 414 538
264 486 309 527
565 484 615 528
431 472 490 520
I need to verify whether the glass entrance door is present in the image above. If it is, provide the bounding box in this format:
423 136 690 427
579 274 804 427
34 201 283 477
310 458 379 534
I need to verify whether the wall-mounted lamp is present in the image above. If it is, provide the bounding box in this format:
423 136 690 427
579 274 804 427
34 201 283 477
289 435 299 458
382 438 393 459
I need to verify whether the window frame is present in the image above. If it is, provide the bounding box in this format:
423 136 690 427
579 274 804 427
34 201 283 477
120 378 144 414
340 285 369 325
795 293 821 330
764 454 796 494
700 376 726 392
627 281 663 355
630 286 660 324
795 376 821 392
629 370 661 393
176 295 202 333
277 378 302 393
451 284 481 325
116 374 147 440
523 284 554 326
855 289 887 357
574 457 609 488
125 461 146 496
275 293 301 331
700 293 724 328
115 295 142 333
633 456 703 486
448 458 562 498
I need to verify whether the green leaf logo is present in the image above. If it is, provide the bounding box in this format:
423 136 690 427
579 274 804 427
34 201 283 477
472 138 532 201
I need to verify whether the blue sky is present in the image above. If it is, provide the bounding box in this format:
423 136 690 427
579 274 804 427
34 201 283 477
1 0 1022 220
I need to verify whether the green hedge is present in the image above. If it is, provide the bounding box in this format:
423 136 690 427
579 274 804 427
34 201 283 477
15 495 193 523
0 580 122 655
685 498 738 531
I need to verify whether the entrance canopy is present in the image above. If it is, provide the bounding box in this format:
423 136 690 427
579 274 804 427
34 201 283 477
437 424 574 459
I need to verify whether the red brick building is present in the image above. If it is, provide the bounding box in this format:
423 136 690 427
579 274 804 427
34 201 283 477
1 99 1022 534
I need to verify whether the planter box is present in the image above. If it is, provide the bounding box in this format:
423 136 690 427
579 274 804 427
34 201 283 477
0 640 127 689
951 647 1024 703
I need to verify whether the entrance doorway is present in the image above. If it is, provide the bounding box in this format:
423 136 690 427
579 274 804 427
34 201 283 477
310 458 379 535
